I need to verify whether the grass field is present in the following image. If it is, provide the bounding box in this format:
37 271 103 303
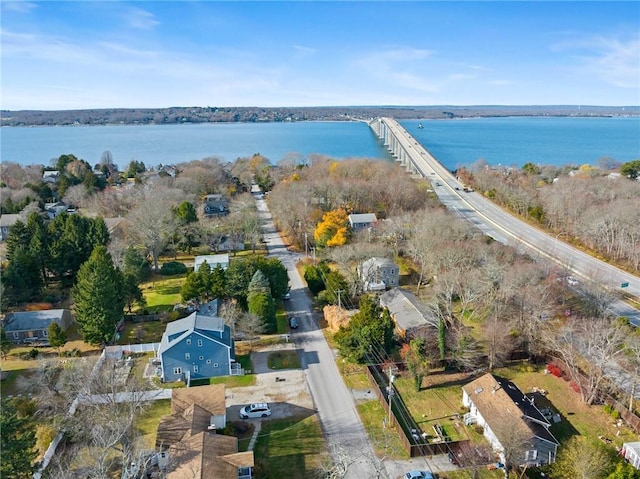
139 273 186 312
134 399 172 448
254 415 327 479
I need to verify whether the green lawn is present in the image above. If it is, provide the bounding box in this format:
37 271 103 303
357 400 409 459
134 399 172 448
494 364 638 447
267 351 301 370
393 371 470 442
139 274 186 312
117 321 167 344
253 415 327 479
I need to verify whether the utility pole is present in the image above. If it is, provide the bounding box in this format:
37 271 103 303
630 366 637 412
388 367 396 427
336 290 344 310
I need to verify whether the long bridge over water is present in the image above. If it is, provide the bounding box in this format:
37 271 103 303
368 117 640 325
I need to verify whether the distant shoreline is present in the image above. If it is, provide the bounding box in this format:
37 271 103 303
1 105 638 127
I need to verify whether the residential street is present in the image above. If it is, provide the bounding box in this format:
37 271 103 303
254 194 458 479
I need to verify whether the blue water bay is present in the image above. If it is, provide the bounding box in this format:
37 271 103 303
402 117 640 171
1 117 638 172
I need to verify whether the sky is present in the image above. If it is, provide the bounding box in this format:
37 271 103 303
1 1 639 110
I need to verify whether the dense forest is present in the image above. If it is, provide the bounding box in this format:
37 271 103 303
1 105 638 126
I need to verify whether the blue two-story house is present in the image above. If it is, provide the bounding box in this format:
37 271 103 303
157 301 240 383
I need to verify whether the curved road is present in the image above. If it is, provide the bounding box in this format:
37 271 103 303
379 118 640 326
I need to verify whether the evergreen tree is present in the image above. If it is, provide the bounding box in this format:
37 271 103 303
26 212 50 286
0 328 11 359
72 246 125 346
181 270 207 303
123 273 145 313
247 270 276 332
304 262 330 296
123 246 150 283
248 269 270 294
0 398 38 478
48 321 68 355
174 201 198 224
1 245 43 305
210 264 227 300
254 256 289 300
48 214 108 281
334 294 395 363
5 219 30 261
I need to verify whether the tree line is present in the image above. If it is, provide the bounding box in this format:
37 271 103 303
458 159 640 271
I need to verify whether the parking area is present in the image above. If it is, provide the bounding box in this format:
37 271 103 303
225 342 315 420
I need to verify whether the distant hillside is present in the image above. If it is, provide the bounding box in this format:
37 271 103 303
1 105 637 127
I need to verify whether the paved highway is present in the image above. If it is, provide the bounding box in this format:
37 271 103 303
379 118 640 327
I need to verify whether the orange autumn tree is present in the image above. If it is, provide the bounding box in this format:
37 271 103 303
314 208 349 247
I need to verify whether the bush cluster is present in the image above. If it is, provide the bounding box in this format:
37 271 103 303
159 261 187 276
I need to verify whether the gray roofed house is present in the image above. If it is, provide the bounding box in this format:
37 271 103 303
1 309 73 343
0 214 22 241
202 194 229 218
157 300 238 383
348 213 377 232
462 373 559 467
359 257 399 292
379 288 437 340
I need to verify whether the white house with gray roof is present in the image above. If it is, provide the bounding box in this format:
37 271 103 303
462 373 559 467
194 254 230 273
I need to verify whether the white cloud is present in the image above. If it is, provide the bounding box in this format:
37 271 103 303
1 1 37 13
554 33 640 89
125 7 160 30
449 73 476 81
292 45 316 58
1 29 96 64
489 79 511 86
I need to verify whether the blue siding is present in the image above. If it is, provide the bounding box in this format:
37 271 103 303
161 332 232 382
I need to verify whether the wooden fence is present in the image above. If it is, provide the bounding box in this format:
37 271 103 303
364 364 469 457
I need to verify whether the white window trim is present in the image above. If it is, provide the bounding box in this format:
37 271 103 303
185 353 190 360
173 367 182 374
197 339 203 347
193 365 199 373
186 338 191 345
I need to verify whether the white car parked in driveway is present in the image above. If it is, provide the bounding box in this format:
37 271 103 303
239 403 272 419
